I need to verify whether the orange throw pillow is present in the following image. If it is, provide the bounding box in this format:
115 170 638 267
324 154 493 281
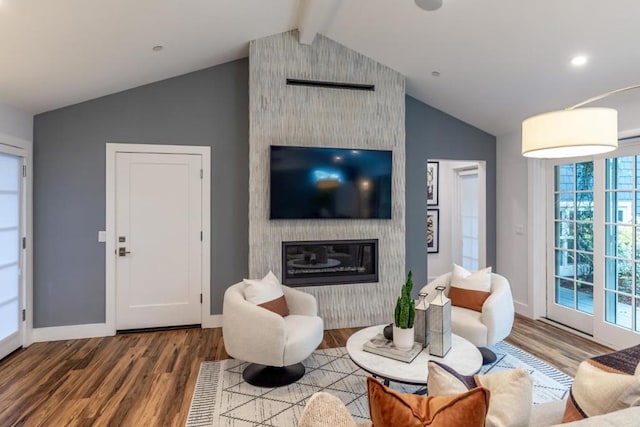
367 377 490 427
448 286 490 312
258 295 290 317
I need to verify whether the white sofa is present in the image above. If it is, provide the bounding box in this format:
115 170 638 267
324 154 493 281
297 392 640 427
222 282 324 387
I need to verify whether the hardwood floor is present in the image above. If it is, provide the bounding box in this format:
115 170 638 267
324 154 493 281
0 315 611 426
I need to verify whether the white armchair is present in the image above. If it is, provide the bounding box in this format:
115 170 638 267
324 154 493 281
223 282 324 387
420 272 514 363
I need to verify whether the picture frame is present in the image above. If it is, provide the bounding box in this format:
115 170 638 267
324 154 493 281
427 161 439 206
427 209 439 253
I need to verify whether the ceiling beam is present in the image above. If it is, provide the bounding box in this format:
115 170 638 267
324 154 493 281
297 0 342 45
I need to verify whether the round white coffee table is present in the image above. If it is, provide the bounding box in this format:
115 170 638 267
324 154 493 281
346 324 482 386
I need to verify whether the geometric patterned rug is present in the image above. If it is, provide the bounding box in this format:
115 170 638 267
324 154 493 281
186 341 573 427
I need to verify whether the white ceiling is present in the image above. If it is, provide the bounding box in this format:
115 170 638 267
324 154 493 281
2 0 640 136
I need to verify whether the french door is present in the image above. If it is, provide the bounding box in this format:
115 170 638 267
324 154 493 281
0 150 25 360
547 141 640 348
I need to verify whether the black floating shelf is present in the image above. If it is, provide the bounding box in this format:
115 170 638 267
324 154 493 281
286 78 375 92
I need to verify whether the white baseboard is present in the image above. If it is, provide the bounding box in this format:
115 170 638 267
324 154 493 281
514 300 532 318
32 316 222 343
202 314 223 328
32 323 115 342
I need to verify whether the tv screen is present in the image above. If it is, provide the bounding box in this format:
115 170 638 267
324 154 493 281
270 146 392 219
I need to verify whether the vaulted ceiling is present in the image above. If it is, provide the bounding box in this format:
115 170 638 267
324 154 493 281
1 0 640 136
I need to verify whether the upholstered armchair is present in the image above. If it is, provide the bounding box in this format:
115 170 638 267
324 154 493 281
419 272 515 363
222 282 324 387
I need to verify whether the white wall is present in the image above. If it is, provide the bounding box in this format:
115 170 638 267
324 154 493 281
496 130 531 316
496 97 640 320
0 101 32 142
427 160 479 280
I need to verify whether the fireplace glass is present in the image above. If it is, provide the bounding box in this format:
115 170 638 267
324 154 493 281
282 239 378 287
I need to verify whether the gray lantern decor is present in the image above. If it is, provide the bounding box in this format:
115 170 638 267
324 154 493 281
429 285 451 357
414 291 430 348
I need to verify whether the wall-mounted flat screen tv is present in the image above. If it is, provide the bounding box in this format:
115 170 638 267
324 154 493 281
270 145 392 219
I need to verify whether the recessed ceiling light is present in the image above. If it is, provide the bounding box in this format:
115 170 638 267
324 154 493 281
415 0 443 11
152 45 164 52
571 55 588 66
431 71 441 77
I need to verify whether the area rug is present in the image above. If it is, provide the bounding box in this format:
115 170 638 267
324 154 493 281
186 342 573 427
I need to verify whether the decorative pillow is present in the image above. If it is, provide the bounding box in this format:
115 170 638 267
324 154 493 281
243 271 289 316
299 392 359 427
427 361 532 427
367 376 489 427
562 356 640 423
448 264 492 312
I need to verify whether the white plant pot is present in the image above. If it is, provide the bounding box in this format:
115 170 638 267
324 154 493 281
393 325 414 350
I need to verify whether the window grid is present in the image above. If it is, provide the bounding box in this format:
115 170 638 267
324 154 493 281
553 162 594 315
604 156 639 331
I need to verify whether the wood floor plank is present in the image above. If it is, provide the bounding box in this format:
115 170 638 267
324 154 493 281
0 316 613 426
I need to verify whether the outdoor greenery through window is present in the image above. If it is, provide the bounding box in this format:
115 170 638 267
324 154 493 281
554 162 594 314
605 156 640 331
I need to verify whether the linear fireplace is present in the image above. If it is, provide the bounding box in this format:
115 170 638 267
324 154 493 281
282 239 378 287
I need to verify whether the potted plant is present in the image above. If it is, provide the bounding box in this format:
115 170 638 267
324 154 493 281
393 271 415 350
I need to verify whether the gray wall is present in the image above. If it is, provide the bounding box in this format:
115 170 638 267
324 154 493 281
32 57 496 329
0 101 33 141
405 95 497 288
33 59 249 327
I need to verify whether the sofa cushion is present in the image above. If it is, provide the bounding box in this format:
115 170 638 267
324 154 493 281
243 271 290 316
427 361 532 427
562 358 640 422
449 264 492 312
555 406 640 427
367 376 489 427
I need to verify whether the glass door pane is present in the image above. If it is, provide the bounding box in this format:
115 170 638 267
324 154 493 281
547 161 594 334
0 152 21 349
604 156 640 332
553 162 594 314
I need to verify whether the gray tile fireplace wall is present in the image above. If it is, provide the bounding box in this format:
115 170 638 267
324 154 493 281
249 30 405 329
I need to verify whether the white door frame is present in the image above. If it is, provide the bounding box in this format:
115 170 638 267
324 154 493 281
106 143 212 333
0 135 33 349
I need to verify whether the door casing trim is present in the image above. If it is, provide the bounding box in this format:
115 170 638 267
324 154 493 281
106 143 212 334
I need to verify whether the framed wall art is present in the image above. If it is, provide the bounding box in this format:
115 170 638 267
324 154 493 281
427 208 439 253
427 161 439 206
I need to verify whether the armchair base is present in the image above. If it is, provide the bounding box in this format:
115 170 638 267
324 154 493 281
243 362 306 387
479 347 497 365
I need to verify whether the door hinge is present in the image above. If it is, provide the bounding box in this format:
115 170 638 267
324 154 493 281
22 309 26 321
22 237 26 249
200 169 203 179
200 231 203 241
200 293 203 304
22 165 27 177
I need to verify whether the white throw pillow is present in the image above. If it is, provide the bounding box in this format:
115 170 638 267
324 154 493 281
451 264 492 292
243 271 283 304
242 271 290 317
428 360 532 427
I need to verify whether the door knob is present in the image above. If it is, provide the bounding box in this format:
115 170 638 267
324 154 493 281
118 247 131 257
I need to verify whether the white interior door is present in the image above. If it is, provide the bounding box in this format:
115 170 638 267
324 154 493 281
0 152 23 359
116 152 202 330
458 170 480 270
